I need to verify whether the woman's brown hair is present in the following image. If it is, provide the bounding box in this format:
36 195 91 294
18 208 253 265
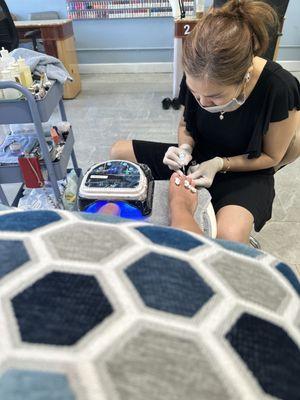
182 0 279 85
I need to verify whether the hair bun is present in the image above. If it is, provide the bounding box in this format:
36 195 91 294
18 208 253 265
217 0 279 56
182 0 279 86
219 0 248 18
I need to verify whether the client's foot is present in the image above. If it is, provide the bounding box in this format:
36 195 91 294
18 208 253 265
168 173 203 234
99 202 121 216
169 173 198 217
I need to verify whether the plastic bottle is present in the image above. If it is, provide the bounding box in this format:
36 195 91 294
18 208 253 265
0 47 15 71
17 57 33 88
7 63 22 84
0 48 15 99
0 70 21 100
0 79 4 99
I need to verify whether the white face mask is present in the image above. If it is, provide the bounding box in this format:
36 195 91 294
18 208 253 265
194 72 250 119
197 91 246 113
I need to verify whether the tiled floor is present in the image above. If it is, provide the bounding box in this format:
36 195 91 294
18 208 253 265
3 72 300 275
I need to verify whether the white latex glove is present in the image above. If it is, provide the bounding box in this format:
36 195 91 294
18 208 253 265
163 143 193 171
188 157 224 188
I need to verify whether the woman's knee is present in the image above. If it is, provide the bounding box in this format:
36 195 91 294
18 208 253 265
216 206 254 243
217 224 251 243
110 140 128 159
110 140 137 162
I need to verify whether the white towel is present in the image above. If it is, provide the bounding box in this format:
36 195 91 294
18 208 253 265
148 180 217 238
11 48 72 84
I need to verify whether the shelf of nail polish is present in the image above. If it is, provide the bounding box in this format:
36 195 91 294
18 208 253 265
66 0 194 19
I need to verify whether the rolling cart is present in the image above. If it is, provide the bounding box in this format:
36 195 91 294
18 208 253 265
0 80 80 208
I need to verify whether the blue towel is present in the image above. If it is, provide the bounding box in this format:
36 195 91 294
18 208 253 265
11 48 72 84
0 134 37 164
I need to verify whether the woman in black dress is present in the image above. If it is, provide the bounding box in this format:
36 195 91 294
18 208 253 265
110 0 300 243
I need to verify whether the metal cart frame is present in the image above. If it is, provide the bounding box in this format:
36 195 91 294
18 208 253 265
0 80 79 207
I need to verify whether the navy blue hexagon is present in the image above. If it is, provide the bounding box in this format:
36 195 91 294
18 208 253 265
125 252 214 317
12 271 113 345
0 240 30 279
0 369 75 400
226 313 300 400
275 262 300 295
0 211 61 232
135 226 204 251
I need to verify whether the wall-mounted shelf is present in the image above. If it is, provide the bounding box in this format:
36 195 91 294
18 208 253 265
66 0 194 19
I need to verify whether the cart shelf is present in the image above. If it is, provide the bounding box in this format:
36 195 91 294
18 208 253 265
0 130 75 184
0 81 63 124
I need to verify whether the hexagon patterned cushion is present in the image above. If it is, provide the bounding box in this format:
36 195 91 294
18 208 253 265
0 209 299 400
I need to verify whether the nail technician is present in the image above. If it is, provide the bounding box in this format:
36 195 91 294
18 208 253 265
110 0 300 243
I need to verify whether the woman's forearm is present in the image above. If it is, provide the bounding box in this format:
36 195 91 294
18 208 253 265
224 112 300 172
178 116 195 149
222 152 278 172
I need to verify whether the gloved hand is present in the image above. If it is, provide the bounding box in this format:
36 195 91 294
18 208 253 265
188 157 224 188
163 143 193 171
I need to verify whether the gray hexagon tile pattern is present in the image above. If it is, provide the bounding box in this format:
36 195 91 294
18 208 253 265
208 252 291 311
0 210 298 400
44 223 132 263
102 328 233 400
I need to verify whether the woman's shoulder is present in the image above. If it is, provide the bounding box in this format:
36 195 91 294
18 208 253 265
258 59 300 122
261 59 299 90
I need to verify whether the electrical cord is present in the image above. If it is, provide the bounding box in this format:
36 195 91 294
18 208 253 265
178 0 185 18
